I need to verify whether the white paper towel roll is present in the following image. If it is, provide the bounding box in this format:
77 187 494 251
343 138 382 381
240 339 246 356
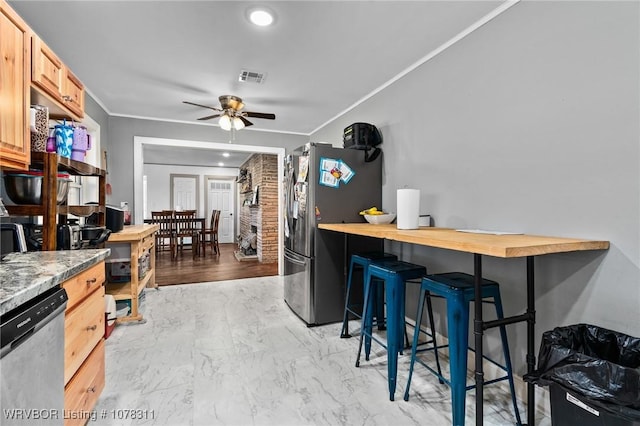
29 108 38 132
105 294 116 326
397 189 420 229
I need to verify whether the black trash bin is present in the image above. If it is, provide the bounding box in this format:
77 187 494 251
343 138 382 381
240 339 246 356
525 324 640 426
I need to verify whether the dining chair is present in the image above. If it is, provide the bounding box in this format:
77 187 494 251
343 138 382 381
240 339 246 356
175 210 201 257
201 209 221 255
150 210 176 258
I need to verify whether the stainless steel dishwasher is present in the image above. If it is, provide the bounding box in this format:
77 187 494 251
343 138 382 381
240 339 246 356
0 286 68 425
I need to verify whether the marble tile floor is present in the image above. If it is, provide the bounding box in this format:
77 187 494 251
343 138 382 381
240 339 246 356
93 276 551 426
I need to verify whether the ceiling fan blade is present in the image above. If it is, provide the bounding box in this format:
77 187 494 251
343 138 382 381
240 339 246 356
244 111 276 120
239 116 253 127
197 113 222 121
183 101 221 111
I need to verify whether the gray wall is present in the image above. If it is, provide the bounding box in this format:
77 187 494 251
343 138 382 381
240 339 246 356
312 1 640 375
143 163 238 218
107 116 306 210
84 94 110 155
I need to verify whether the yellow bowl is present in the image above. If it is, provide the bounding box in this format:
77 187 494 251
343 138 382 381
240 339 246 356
364 213 396 224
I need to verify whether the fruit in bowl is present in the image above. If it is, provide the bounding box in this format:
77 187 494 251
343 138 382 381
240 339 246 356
359 207 395 224
359 206 384 216
364 212 396 224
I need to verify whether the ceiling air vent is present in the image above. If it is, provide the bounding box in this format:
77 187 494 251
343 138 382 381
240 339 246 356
238 70 266 84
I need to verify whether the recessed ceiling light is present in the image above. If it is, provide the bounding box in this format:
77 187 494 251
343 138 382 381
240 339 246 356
218 162 224 167
223 152 230 157
248 8 274 26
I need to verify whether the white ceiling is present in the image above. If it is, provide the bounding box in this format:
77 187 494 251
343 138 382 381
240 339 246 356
10 0 504 167
142 143 254 168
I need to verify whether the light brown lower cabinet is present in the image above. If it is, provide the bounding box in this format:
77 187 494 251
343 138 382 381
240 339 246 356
63 340 105 426
61 261 105 426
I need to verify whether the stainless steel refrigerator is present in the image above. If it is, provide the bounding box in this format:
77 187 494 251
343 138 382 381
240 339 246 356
284 143 383 325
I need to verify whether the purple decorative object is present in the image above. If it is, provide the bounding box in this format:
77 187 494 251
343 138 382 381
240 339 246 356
72 126 89 151
46 136 56 152
71 150 85 161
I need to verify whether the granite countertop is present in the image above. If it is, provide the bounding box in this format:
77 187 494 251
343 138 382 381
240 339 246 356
0 249 110 316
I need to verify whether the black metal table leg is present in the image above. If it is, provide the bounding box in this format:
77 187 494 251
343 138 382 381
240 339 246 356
341 234 350 338
527 256 536 426
478 256 535 426
474 254 484 425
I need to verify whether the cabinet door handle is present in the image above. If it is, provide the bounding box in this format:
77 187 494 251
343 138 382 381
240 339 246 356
86 277 97 285
87 386 96 393
62 95 72 102
86 325 97 331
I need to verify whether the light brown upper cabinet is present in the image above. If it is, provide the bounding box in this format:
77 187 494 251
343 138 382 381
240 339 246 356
63 68 84 119
0 0 31 171
31 36 64 100
31 35 85 121
1 0 86 170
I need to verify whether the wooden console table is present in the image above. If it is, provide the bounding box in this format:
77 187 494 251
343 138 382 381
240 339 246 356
105 224 159 323
318 223 609 425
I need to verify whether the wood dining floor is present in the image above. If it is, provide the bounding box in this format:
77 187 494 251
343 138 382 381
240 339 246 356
154 243 279 286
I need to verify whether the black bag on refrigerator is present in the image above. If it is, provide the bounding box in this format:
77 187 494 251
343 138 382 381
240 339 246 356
343 122 382 162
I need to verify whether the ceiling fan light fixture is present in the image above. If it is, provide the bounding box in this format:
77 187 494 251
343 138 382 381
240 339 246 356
248 8 274 26
219 114 232 131
184 95 275 128
232 116 245 130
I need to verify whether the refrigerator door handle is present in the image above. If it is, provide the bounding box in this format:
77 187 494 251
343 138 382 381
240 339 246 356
284 250 307 266
286 168 296 233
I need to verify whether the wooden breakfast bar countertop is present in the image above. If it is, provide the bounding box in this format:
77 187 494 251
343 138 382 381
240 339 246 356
318 223 609 425
317 223 609 258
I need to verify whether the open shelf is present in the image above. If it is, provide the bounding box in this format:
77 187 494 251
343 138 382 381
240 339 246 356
2 152 106 250
105 282 132 301
31 152 104 177
106 272 150 301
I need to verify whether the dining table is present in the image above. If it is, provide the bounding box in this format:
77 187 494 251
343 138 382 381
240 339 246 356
143 217 206 256
144 217 206 228
317 223 609 425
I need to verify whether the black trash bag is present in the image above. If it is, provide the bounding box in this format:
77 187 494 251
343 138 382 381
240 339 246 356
525 324 640 421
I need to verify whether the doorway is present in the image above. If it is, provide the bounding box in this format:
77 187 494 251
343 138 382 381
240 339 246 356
133 136 286 276
170 174 199 213
204 176 235 243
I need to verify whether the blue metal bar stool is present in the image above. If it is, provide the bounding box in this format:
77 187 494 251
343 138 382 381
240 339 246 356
356 259 438 401
340 252 397 338
403 272 522 426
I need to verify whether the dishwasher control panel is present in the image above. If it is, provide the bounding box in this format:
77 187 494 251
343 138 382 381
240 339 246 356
0 287 68 357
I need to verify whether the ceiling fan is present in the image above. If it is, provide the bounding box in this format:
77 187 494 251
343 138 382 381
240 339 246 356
183 95 276 131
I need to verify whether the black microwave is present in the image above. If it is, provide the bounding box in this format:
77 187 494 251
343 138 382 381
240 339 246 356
1 223 28 257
